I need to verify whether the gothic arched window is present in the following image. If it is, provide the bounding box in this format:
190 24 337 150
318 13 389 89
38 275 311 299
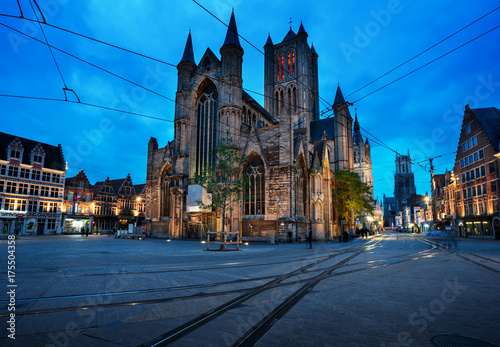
244 155 265 215
195 81 218 176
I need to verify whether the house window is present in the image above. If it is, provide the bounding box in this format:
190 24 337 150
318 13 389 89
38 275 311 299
50 188 59 198
40 186 50 197
28 201 37 212
479 150 484 159
33 154 42 163
47 219 56 230
8 166 19 177
4 198 15 211
78 182 84 188
0 165 6 175
42 172 50 182
31 170 41 181
29 185 39 196
0 180 4 193
489 162 496 174
86 194 91 202
20 168 30 178
11 150 21 159
481 166 485 177
492 182 497 193
52 174 60 183
466 124 471 134
5 182 16 193
19 183 28 195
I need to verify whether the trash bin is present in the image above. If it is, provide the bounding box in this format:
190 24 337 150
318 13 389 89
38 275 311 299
270 236 275 245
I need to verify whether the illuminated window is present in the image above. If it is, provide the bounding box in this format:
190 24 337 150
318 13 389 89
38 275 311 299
277 57 280 80
281 56 284 79
288 53 291 74
292 52 295 74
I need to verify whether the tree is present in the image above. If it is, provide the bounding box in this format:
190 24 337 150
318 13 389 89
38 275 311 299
193 137 247 248
332 169 374 230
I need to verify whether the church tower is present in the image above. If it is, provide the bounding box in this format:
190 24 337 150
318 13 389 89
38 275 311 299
219 10 244 146
353 109 373 196
394 150 417 213
264 22 319 135
332 85 353 171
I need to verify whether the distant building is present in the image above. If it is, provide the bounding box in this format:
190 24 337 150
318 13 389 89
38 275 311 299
63 169 94 234
394 151 417 214
383 195 396 227
92 177 119 234
353 109 373 197
0 132 66 235
453 105 500 238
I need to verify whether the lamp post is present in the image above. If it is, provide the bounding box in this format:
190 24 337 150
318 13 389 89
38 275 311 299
424 195 430 232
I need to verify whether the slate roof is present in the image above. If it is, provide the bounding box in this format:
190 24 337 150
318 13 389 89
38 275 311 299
310 118 335 142
242 90 276 123
0 132 65 171
471 107 500 151
353 114 364 146
334 85 346 104
282 29 296 42
134 184 146 195
222 11 241 48
179 31 195 65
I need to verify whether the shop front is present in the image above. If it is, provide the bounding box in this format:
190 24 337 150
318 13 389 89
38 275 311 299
461 216 494 238
1 212 61 235
63 217 92 235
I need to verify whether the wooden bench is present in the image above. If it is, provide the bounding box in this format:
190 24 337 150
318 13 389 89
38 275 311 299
206 231 240 251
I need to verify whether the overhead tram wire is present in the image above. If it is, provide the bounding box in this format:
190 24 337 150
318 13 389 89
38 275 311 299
344 5 500 99
2 8 492 171
190 0 333 111
27 0 77 101
0 13 177 68
316 23 500 168
0 21 321 152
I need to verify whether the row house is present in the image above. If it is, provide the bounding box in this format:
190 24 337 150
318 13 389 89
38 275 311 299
451 105 500 238
0 133 66 235
62 172 145 235
63 170 94 233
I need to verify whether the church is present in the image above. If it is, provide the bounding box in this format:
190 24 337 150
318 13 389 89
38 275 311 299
145 12 368 241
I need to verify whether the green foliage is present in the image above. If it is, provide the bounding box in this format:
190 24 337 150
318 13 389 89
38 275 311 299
193 137 247 233
332 169 374 227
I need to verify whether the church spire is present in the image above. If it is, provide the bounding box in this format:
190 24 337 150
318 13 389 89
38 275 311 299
265 33 273 46
334 84 346 105
222 10 242 48
179 31 195 65
353 108 363 146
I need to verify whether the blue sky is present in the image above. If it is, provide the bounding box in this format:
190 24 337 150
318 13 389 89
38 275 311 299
1 0 500 198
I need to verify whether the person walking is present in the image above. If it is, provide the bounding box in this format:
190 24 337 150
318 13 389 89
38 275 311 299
343 229 349 243
307 228 312 249
85 227 89 237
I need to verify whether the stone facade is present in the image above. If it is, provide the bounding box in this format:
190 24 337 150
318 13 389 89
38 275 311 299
145 13 353 241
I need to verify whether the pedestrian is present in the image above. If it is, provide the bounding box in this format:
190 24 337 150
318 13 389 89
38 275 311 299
85 227 89 237
343 229 349 243
307 228 312 249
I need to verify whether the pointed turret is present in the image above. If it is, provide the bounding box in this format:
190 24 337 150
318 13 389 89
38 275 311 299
334 84 346 105
222 10 242 49
311 43 317 56
179 31 195 65
298 21 307 36
265 33 273 47
353 108 363 146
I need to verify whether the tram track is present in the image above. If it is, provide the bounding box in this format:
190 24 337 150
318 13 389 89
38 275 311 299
141 237 388 346
417 236 500 275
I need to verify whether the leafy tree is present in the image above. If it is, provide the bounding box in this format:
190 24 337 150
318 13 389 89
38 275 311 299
332 169 374 230
193 137 247 244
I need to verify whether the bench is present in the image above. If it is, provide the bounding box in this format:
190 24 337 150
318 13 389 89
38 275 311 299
206 231 240 251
